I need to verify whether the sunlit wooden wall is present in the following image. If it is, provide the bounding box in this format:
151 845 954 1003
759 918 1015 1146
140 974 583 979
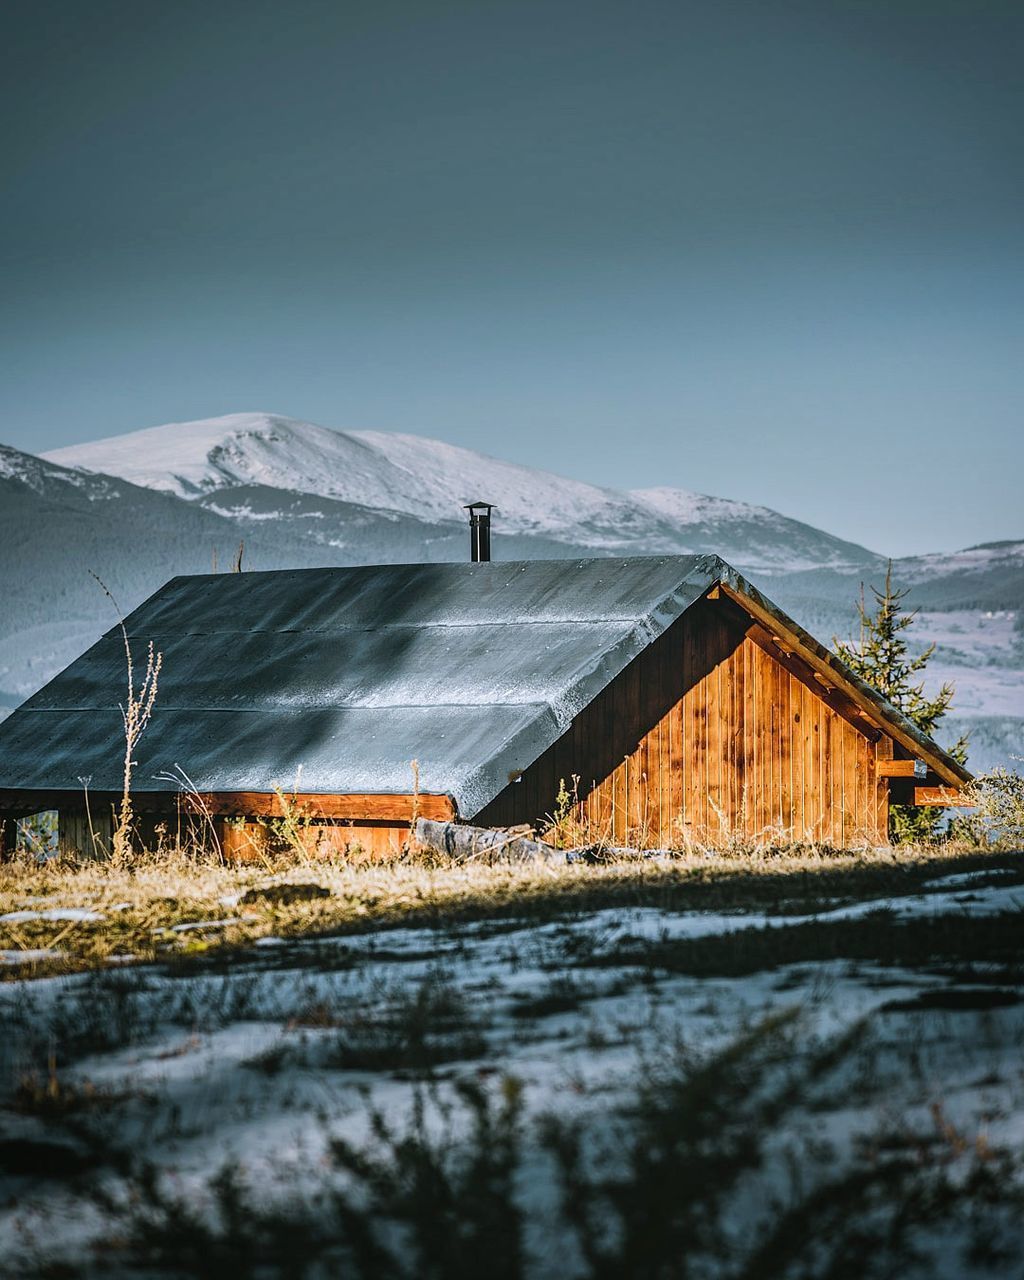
476 597 890 847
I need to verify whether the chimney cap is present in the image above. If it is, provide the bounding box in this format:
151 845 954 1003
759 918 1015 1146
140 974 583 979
463 500 494 512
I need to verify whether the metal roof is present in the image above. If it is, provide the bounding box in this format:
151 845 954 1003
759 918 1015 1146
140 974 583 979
0 555 968 816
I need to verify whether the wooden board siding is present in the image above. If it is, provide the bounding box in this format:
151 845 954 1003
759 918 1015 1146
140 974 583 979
50 808 412 862
216 818 410 862
48 793 444 861
476 597 889 847
56 808 113 860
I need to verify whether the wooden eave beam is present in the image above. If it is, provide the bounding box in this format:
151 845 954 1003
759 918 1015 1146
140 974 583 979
0 789 459 823
180 791 457 823
876 759 928 779
914 786 974 808
714 591 893 757
744 621 882 743
0 789 160 815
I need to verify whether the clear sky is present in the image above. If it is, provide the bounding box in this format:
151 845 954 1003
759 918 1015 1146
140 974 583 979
2 0 1021 556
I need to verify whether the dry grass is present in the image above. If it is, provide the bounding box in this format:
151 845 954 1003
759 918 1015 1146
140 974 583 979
1 838 1021 979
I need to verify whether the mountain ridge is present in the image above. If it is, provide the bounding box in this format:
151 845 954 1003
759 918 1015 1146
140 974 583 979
45 411 882 575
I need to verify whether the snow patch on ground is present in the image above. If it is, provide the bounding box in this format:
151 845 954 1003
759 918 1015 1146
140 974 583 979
166 917 249 933
1 948 63 965
0 907 105 923
2 871 1023 1272
925 867 1018 888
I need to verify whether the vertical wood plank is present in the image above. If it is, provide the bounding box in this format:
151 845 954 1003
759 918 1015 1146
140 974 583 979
612 664 627 843
706 621 721 841
802 682 815 840
822 705 834 845
873 736 893 845
782 671 795 835
744 638 756 838
726 638 739 836
1 816 17 861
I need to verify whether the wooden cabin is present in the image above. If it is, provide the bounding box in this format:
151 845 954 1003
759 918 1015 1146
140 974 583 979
0 555 970 858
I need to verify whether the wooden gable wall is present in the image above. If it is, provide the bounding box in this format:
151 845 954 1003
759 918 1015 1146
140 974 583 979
476 595 892 847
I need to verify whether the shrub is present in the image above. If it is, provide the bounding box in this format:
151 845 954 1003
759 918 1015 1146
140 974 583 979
960 768 1024 846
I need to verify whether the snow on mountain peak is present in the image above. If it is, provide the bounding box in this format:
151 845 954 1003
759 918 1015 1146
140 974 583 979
44 413 318 497
631 486 768 526
43 411 878 571
45 412 669 547
1 441 111 497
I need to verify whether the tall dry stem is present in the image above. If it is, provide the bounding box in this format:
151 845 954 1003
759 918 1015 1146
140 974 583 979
90 572 163 860
155 765 223 862
407 758 422 851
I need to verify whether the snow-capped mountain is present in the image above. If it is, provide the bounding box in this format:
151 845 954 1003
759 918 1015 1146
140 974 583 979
45 412 878 574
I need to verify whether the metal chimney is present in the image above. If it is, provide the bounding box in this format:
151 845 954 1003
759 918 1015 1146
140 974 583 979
464 502 493 563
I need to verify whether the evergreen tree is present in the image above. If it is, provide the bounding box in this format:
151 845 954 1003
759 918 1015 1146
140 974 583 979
833 562 967 842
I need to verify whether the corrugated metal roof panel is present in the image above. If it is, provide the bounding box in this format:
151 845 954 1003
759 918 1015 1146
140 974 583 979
0 556 718 816
121 556 708 635
0 704 556 814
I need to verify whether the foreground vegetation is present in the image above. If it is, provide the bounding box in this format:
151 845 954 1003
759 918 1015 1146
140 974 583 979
2 835 1023 1277
2 839 1023 978
0 850 1021 1276
13 1012 1021 1280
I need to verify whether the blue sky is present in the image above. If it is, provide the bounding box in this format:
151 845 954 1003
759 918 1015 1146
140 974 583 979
2 0 1021 555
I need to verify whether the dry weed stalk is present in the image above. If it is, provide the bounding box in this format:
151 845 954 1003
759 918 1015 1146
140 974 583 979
155 765 224 862
77 773 111 859
91 572 163 861
543 774 584 849
115 638 161 859
408 758 422 852
265 776 319 862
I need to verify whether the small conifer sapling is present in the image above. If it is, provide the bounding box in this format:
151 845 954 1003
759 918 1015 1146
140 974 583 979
833 562 967 841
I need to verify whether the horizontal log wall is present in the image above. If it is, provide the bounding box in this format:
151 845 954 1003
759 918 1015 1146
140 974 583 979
46 798 426 861
476 598 887 847
216 818 409 862
13 796 441 862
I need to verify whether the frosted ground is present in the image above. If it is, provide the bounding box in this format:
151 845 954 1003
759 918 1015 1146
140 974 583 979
915 609 1023 773
918 611 1023 718
2 861 1024 1278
